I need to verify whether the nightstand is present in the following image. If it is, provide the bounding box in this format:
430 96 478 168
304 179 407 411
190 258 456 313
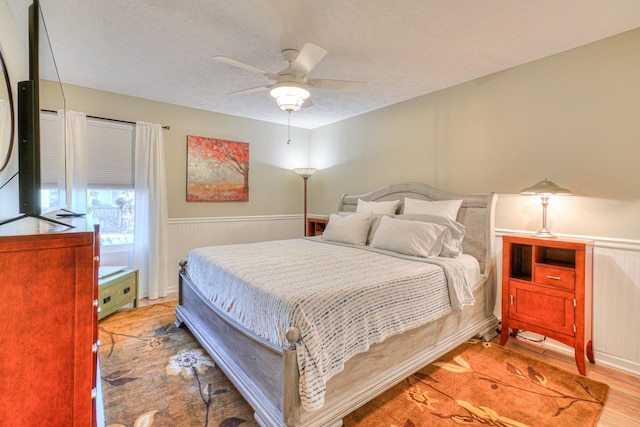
500 234 594 375
307 216 329 236
98 268 138 320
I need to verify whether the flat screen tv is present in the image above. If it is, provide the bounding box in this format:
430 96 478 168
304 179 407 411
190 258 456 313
19 0 41 217
1 0 69 227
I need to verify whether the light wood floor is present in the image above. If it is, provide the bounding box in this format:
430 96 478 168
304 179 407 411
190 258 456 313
136 292 179 307
131 294 640 426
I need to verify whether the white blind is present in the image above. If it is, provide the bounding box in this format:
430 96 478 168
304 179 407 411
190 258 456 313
86 119 135 189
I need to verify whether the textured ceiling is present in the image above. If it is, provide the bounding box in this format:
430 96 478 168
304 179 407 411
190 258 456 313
6 0 640 129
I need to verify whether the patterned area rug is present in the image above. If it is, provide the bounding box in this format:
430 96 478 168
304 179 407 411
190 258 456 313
342 341 609 427
99 303 608 427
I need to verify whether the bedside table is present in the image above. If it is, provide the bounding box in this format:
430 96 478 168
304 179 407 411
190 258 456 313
307 216 329 236
500 234 594 375
98 268 138 320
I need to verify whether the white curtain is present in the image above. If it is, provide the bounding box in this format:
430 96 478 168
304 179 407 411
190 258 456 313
59 110 87 212
133 122 168 299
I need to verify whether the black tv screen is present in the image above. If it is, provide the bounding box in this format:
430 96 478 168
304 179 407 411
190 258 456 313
17 78 40 215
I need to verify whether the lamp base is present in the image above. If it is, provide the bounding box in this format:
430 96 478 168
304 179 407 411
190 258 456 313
533 229 557 239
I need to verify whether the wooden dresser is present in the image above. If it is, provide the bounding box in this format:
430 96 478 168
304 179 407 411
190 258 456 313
0 216 100 426
500 234 594 375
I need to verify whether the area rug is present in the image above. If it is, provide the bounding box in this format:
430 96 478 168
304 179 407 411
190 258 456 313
99 303 608 427
342 341 609 427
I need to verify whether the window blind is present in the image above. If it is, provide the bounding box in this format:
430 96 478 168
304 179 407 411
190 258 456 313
86 119 135 189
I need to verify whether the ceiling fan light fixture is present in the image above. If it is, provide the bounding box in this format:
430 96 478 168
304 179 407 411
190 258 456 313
270 81 310 112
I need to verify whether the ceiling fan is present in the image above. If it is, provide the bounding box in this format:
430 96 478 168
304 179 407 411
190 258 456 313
214 42 367 112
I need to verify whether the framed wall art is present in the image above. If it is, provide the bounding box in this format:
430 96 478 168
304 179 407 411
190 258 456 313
186 135 249 202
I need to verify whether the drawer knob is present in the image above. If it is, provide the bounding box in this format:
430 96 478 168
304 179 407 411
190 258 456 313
103 296 111 304
546 275 561 280
123 287 131 294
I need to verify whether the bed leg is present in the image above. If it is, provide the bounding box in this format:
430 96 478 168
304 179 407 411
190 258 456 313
283 328 301 427
175 260 186 329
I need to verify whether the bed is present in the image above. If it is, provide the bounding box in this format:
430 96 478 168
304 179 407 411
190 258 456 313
175 182 498 427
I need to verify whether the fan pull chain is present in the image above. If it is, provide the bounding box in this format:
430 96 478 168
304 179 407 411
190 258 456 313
287 110 291 144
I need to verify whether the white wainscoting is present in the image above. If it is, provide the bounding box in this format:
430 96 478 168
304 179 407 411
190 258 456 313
167 215 302 291
496 231 640 376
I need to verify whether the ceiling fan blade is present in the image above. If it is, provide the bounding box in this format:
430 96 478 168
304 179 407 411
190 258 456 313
291 43 327 75
306 78 367 93
214 56 277 79
229 86 269 96
301 98 314 108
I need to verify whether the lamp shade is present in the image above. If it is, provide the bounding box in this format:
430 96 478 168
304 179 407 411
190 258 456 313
520 178 572 196
270 82 311 112
293 167 317 178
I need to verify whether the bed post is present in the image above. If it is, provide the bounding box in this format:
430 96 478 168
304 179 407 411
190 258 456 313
283 327 301 427
175 260 187 328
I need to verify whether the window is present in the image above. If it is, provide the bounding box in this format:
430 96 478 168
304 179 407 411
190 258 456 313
40 115 136 246
86 119 136 246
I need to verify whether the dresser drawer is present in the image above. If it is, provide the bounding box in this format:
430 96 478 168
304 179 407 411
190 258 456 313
534 264 575 290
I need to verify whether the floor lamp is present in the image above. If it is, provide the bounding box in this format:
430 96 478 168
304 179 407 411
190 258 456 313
293 168 317 236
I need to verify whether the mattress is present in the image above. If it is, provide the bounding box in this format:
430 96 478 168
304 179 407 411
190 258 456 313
186 238 479 411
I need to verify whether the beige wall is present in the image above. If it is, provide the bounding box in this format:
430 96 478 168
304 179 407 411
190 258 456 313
38 82 312 219
309 28 640 241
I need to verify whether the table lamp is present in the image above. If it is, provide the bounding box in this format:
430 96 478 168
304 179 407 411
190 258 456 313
520 178 572 238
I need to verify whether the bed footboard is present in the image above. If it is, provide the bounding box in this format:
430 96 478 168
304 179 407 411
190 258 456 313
176 267 302 426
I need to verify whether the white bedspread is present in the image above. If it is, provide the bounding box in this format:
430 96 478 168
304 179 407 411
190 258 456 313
186 238 475 411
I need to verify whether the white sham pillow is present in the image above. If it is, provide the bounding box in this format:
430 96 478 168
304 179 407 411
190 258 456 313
356 198 400 215
340 211 389 245
322 212 372 245
370 215 447 258
395 214 465 258
403 198 463 221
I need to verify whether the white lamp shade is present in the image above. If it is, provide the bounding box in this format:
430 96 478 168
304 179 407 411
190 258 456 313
293 168 317 178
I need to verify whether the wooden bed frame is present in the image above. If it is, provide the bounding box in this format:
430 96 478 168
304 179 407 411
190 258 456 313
175 182 498 427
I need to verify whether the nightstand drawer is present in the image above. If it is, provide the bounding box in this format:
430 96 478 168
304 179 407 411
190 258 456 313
534 265 575 290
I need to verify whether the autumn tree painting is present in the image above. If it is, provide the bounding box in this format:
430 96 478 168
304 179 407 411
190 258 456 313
187 135 249 202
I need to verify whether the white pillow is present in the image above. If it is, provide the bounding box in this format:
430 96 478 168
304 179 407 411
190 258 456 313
322 212 372 245
370 216 447 258
395 214 465 257
356 198 400 215
403 198 463 221
340 211 389 245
